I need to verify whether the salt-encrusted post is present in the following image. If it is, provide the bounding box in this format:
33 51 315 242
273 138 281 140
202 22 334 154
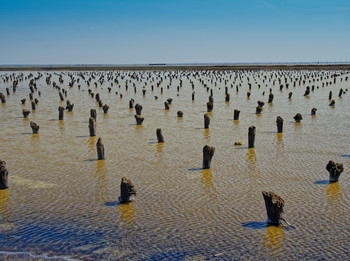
30 121 39 134
262 191 285 226
326 160 344 183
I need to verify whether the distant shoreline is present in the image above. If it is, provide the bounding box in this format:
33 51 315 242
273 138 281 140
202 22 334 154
1 63 350 71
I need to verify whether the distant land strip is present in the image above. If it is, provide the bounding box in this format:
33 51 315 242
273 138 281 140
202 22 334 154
1 63 350 71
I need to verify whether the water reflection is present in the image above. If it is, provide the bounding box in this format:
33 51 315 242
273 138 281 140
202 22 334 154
276 133 284 153
326 182 341 207
119 203 137 228
0 189 11 221
201 169 216 199
261 225 285 253
203 129 210 140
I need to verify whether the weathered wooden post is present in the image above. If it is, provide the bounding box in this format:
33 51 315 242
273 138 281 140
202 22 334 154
329 99 335 106
102 104 109 113
0 93 6 103
192 92 195 101
262 191 285 226
207 102 213 112
129 99 134 109
119 177 136 203
256 106 262 114
326 161 344 183
30 121 39 134
288 92 293 99
233 109 240 120
177 111 183 117
96 137 105 160
225 93 230 102
164 101 169 110
135 103 142 115
248 126 256 148
202 145 215 169
66 100 74 112
58 106 64 120
247 91 251 98
135 115 144 125
276 116 283 133
311 108 317 115
304 86 310 96
204 113 210 129
90 109 97 121
338 88 343 97
31 101 36 111
156 128 164 143
167 98 173 104
59 92 64 101
268 93 274 103
0 160 9 189
22 109 30 118
89 117 96 136
21 98 26 105
329 91 332 100
293 113 302 123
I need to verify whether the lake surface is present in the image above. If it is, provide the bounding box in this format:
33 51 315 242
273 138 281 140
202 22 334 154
0 69 349 260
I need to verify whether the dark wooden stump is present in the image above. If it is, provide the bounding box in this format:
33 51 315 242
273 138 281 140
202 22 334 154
6 88 10 95
268 93 274 103
96 137 105 160
90 109 97 121
30 121 39 134
262 191 285 226
192 92 195 101
34 98 39 105
247 91 251 98
0 160 9 189
209 96 214 103
257 101 265 107
256 106 262 114
156 128 164 143
329 99 335 106
338 88 343 97
31 101 36 111
119 177 136 203
58 106 64 120
276 116 283 133
135 103 142 115
288 92 293 99
329 91 332 100
225 93 230 102
22 109 30 118
59 92 64 101
29 93 33 100
167 98 173 104
311 108 317 115
233 109 240 120
66 101 74 112
89 117 96 136
129 99 134 109
21 99 26 105
207 102 213 112
98 100 103 108
204 113 210 129
102 104 109 113
248 126 256 148
304 86 310 96
135 115 144 125
142 89 146 95
202 145 215 169
326 160 344 182
164 101 169 110
293 113 302 123
177 111 183 117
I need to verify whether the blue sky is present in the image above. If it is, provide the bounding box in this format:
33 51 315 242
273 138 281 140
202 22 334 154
1 0 349 65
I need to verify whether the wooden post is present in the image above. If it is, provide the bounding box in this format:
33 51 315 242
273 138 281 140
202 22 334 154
233 109 240 120
177 111 183 117
326 161 344 182
262 191 285 226
329 99 335 106
102 104 109 113
30 121 39 134
288 92 293 99
22 109 30 118
167 98 173 104
135 115 144 125
31 101 36 111
204 113 210 129
293 113 302 123
248 126 256 148
59 92 64 101
225 93 230 102
21 99 26 105
338 88 343 97
207 102 213 112
156 128 164 143
192 92 195 101
311 108 317 115
119 177 136 203
0 160 9 189
256 106 262 114
268 93 274 103
96 137 105 160
58 106 64 120
90 109 97 121
135 103 142 115
129 99 134 109
304 86 310 96
202 145 215 169
164 101 169 110
276 116 283 133
329 91 332 100
89 117 96 136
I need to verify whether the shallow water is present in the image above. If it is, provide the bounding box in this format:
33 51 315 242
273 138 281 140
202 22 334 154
0 69 349 260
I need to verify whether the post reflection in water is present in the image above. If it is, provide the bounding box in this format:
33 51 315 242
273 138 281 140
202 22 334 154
326 182 342 207
201 168 216 199
261 225 285 254
94 159 106 202
118 202 138 228
203 128 210 140
0 189 11 221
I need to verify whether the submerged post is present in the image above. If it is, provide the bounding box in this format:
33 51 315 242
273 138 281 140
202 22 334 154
96 137 105 160
0 160 9 189
202 145 215 169
311 108 317 115
248 126 256 148
102 104 109 113
119 177 136 203
177 111 183 117
233 109 240 120
276 116 283 133
204 113 210 129
89 117 96 136
262 191 285 226
156 128 164 143
58 106 64 120
293 113 302 123
22 109 30 118
326 160 344 183
30 121 39 134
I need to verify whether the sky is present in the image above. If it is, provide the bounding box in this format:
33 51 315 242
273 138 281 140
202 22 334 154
1 0 350 65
